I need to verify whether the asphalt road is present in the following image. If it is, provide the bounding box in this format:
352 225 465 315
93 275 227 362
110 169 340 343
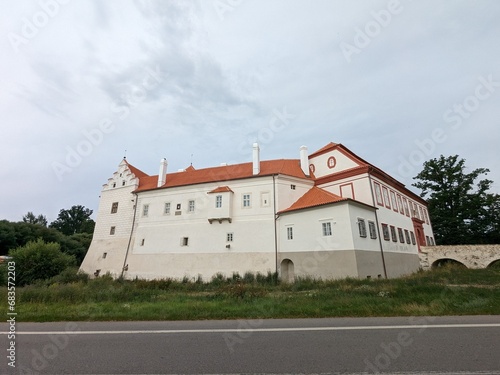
2 315 500 374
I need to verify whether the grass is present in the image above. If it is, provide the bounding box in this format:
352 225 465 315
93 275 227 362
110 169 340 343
1 267 499 322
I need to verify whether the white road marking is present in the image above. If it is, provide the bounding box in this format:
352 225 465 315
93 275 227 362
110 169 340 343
3 323 500 335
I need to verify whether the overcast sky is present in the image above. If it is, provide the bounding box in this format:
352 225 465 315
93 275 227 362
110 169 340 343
1 0 499 222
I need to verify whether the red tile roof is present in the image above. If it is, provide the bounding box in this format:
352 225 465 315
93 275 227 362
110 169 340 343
309 142 339 157
124 159 149 179
278 187 348 214
208 186 233 193
133 159 310 192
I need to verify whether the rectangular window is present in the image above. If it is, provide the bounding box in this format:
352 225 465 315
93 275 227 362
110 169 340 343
103 252 107 259
111 202 119 214
419 206 424 221
426 235 430 245
243 194 251 208
398 227 405 243
188 200 195 213
140 238 145 246
430 237 435 246
110 226 115 235
322 222 332 236
142 204 149 217
290 184 296 190
357 218 367 238
176 203 181 210
397 194 404 215
410 202 418 219
382 186 391 209
164 202 171 215
404 229 411 244
374 182 383 206
368 221 377 239
382 224 390 241
216 195 222 208
403 197 410 217
423 208 430 224
410 231 416 245
390 191 398 212
390 225 397 242
261 192 270 207
227 233 233 242
181 237 189 246
287 226 293 240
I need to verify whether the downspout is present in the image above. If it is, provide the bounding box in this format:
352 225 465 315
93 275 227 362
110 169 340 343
368 173 388 279
121 192 138 279
272 174 278 281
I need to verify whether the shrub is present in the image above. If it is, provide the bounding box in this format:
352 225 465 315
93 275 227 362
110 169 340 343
9 239 76 286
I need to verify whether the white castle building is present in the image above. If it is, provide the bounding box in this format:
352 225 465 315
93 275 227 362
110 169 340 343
80 142 435 281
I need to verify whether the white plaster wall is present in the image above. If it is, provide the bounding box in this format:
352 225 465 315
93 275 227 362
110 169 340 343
124 252 276 281
275 176 314 212
278 202 355 253
319 173 373 204
79 160 139 277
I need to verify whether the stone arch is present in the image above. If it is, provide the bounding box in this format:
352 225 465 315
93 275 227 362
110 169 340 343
431 258 467 269
280 259 295 282
487 259 500 268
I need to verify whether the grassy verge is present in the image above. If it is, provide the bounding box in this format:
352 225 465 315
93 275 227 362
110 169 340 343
1 267 499 322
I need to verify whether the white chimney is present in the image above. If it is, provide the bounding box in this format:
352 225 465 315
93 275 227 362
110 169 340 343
252 143 260 175
300 145 309 176
158 158 168 187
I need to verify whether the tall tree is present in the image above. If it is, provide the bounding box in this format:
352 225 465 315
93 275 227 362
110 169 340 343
413 155 500 245
22 212 48 227
50 205 95 236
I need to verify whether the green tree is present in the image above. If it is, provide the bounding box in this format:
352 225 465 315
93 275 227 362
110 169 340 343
9 239 76 286
22 212 48 226
50 205 95 235
413 155 500 245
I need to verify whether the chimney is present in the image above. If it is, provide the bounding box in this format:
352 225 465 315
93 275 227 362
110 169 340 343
300 145 309 176
158 158 168 187
252 143 260 175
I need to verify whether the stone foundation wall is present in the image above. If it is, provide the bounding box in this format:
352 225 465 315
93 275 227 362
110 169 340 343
419 245 500 270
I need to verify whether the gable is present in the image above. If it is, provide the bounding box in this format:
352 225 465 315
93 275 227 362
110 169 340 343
308 143 367 179
103 159 144 190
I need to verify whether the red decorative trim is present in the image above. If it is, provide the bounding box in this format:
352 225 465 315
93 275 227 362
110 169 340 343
327 156 337 169
315 166 369 186
373 181 384 206
397 194 404 215
340 183 355 199
382 186 391 209
390 190 398 212
403 197 410 217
